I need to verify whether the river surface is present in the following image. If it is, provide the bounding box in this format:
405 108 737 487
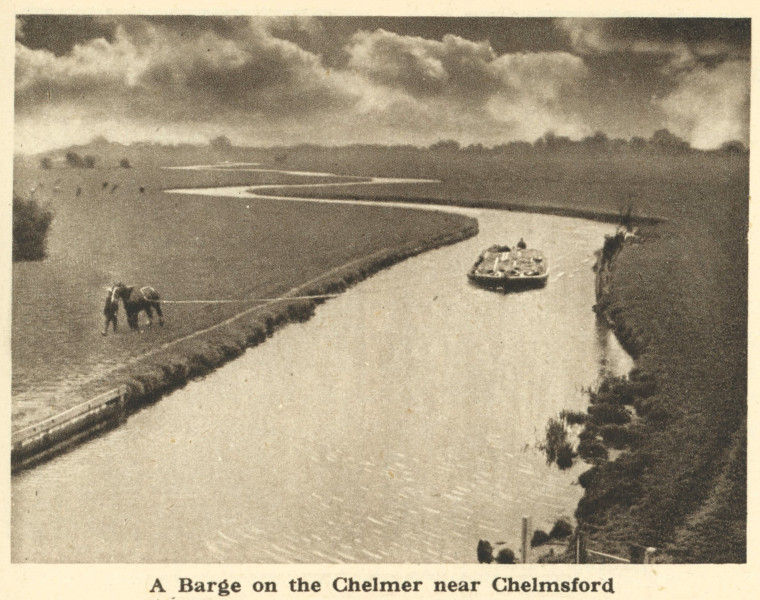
12 176 632 563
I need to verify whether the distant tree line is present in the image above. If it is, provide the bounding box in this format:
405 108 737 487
65 151 97 168
39 154 133 169
429 129 748 155
13 194 53 261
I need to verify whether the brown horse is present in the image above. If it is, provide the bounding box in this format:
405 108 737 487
111 282 164 330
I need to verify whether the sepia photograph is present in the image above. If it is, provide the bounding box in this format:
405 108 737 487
4 4 754 598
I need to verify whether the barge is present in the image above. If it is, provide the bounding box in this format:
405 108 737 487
468 245 549 290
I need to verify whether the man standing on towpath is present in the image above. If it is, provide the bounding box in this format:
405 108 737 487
102 285 119 335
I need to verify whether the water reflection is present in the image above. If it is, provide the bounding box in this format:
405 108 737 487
596 314 635 380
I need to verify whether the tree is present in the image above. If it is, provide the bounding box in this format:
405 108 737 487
719 140 747 154
65 151 85 168
210 135 232 149
649 128 690 153
40 157 53 169
580 131 610 151
549 518 573 540
535 131 573 151
120 158 132 168
429 139 461 152
628 136 648 151
83 155 96 168
531 530 551 547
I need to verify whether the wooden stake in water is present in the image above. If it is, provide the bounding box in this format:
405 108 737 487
521 516 532 564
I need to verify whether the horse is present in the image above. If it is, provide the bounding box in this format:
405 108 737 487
111 282 164 330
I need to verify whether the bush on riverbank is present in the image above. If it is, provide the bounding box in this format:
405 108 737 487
13 194 53 261
559 170 747 563
532 518 573 548
542 373 645 472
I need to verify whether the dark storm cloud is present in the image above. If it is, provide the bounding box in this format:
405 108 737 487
142 15 252 38
275 17 571 68
558 18 750 68
592 18 749 53
13 16 752 152
15 16 357 122
16 15 117 56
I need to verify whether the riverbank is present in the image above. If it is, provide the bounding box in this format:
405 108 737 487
567 212 746 562
258 188 665 227
115 217 479 412
11 192 478 469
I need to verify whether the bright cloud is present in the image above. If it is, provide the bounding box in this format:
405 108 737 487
656 60 750 149
13 16 750 152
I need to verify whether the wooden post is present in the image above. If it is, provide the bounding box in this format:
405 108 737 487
521 517 532 564
575 532 587 564
644 547 657 564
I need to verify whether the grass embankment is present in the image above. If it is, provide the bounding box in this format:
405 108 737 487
12 156 477 430
95 221 477 415
256 146 748 562
578 198 747 562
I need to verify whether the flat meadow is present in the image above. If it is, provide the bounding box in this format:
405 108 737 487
11 149 475 428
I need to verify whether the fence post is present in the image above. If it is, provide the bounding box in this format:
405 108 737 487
575 532 587 564
643 547 657 564
521 517 532 564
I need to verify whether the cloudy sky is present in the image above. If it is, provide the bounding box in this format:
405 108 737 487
14 15 751 153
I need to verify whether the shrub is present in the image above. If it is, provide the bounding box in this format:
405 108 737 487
577 438 609 463
556 443 576 470
541 418 569 465
477 540 493 564
83 155 96 168
120 158 131 168
65 151 85 168
560 409 588 425
587 403 631 426
495 548 516 564
600 424 637 449
40 156 53 169
13 194 53 261
549 518 573 540
531 530 550 547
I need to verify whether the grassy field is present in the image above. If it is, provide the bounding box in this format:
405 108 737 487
13 142 748 562
12 151 476 428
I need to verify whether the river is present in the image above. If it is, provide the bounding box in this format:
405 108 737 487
12 177 632 563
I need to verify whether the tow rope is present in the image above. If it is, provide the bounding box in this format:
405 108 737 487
161 293 341 304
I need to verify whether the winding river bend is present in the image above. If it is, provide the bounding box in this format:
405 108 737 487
12 172 632 563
